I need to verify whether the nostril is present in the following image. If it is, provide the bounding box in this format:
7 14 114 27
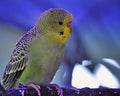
67 21 72 28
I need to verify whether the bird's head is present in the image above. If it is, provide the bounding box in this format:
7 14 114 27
36 8 73 44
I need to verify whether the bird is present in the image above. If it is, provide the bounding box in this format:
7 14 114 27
1 8 73 93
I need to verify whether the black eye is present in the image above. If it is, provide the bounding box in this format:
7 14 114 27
59 31 64 35
59 21 63 25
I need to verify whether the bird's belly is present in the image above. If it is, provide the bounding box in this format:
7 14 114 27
19 44 64 86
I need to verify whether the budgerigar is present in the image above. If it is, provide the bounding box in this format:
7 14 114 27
1 8 73 92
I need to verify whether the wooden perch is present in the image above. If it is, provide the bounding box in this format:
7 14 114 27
0 83 120 96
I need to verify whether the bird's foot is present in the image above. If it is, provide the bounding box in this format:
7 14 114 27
19 83 26 88
28 83 41 96
47 84 63 96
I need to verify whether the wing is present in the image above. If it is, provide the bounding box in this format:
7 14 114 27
1 28 37 89
1 47 28 90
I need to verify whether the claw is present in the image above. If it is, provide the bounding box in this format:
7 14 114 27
19 83 26 88
28 84 41 96
47 84 63 96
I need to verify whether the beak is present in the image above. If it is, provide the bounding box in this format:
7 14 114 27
67 21 72 33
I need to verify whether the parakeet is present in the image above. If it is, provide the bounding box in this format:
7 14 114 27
1 8 73 90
